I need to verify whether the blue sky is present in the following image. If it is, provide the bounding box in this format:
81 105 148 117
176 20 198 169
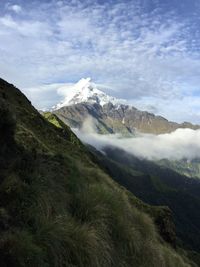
0 0 200 123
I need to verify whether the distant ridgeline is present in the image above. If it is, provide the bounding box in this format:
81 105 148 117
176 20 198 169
52 78 200 135
0 77 197 266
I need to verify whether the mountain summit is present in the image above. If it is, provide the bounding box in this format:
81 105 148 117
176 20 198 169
52 79 200 135
52 78 123 110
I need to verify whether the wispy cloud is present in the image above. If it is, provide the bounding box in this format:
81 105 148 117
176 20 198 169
6 4 22 14
0 0 200 122
131 95 200 123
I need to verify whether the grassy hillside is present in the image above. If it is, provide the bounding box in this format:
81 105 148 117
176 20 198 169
90 146 200 265
0 78 196 267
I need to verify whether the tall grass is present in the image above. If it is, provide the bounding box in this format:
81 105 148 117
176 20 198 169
0 96 196 267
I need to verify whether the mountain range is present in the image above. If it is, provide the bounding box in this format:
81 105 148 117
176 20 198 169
50 78 200 179
52 78 200 135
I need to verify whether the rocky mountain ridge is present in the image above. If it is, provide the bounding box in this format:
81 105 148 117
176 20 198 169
52 78 200 134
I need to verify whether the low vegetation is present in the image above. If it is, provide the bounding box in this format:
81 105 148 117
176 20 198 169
91 146 200 265
0 79 196 266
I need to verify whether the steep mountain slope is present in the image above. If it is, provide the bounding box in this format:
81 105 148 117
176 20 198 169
89 145 200 265
53 78 199 135
0 78 195 266
157 158 200 179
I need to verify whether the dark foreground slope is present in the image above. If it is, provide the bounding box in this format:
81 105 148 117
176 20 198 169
90 146 200 265
0 78 196 267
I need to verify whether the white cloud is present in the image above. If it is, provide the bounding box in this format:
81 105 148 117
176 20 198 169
7 4 22 14
74 118 200 160
131 95 200 124
25 83 65 110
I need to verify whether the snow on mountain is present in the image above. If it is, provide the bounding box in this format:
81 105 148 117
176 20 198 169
52 78 126 110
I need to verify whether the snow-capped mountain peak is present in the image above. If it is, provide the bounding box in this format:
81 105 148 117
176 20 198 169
52 78 125 110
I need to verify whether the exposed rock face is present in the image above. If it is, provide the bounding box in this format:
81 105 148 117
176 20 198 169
54 102 200 134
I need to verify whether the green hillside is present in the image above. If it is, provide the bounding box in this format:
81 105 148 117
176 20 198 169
90 146 200 265
0 78 196 266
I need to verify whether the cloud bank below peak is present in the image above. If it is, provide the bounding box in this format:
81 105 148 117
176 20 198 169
74 118 200 161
